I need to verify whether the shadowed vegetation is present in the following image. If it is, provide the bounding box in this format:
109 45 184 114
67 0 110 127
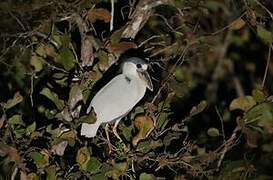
0 0 273 179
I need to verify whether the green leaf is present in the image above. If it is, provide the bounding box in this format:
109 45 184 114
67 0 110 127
229 96 256 111
106 162 128 179
78 114 97 124
86 157 102 174
173 67 184 82
252 89 266 103
4 92 23 110
30 55 43 72
59 130 76 146
26 122 36 135
46 165 58 180
76 147 91 171
257 25 273 43
136 140 163 154
110 27 125 44
58 48 75 71
130 106 145 119
52 34 70 49
139 172 155 180
13 127 26 139
30 151 49 169
46 125 61 138
40 87 64 110
246 102 273 133
122 125 133 142
222 109 231 122
52 72 67 79
207 127 220 137
156 112 168 130
45 109 58 119
97 50 109 66
8 114 24 126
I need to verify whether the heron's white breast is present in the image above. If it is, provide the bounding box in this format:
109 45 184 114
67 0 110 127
91 74 146 123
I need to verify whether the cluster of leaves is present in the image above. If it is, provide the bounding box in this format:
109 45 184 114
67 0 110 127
1 0 273 179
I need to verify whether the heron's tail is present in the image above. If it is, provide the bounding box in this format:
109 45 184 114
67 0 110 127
81 122 100 138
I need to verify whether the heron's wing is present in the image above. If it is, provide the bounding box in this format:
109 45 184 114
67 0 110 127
88 74 146 123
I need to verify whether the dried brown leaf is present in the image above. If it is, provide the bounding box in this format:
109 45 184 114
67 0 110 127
229 18 246 30
88 8 111 23
133 115 154 146
106 42 137 56
190 100 208 116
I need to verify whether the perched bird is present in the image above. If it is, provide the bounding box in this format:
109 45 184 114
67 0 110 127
81 57 153 140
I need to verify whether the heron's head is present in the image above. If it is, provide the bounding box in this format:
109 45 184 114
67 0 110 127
122 57 153 91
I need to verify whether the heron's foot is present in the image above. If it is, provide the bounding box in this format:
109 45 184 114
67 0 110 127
113 126 130 153
106 122 129 154
113 129 129 153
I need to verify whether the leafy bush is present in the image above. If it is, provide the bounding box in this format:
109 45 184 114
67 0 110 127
0 0 273 179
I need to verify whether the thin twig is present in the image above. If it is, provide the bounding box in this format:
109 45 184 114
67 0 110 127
8 11 26 31
11 167 18 180
215 107 227 169
151 41 196 104
209 12 247 36
120 5 130 20
207 31 232 102
138 35 161 48
153 13 175 32
30 73 34 107
262 43 272 88
233 75 245 97
110 0 115 31
253 0 273 20
128 0 137 18
34 31 59 48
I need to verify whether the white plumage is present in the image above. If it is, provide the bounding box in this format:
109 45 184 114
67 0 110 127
81 57 153 138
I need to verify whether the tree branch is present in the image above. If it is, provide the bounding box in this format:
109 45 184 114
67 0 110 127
121 0 169 39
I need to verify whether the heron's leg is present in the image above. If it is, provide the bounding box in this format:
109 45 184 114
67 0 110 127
113 119 123 142
105 124 113 154
113 119 129 152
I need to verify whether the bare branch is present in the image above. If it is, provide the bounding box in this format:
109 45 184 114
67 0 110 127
110 0 115 31
74 14 94 67
121 0 169 39
262 43 272 88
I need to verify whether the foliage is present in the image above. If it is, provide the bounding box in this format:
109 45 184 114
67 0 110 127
0 0 273 179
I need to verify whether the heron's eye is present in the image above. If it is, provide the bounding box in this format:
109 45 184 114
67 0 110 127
136 64 142 68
